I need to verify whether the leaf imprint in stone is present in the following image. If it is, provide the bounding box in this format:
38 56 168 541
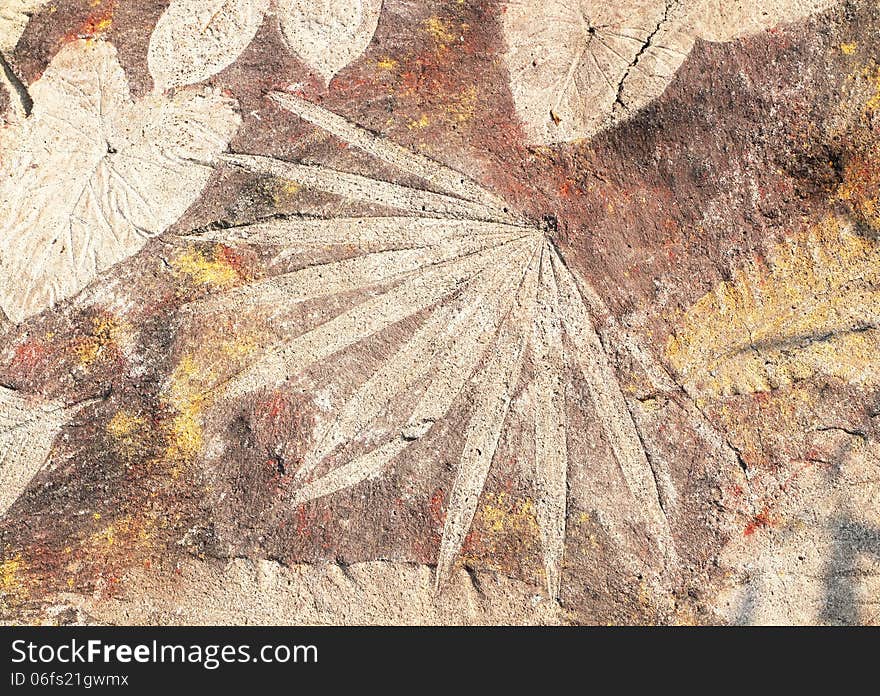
0 39 240 324
275 0 383 84
148 0 271 91
501 0 836 144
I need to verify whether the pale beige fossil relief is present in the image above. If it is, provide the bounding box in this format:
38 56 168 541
0 84 689 596
0 385 106 520
148 0 271 90
0 386 71 518
0 39 240 325
667 214 880 397
175 92 679 597
67 558 565 625
501 0 836 144
147 0 383 90
275 0 383 85
0 39 238 520
0 0 46 53
0 0 48 122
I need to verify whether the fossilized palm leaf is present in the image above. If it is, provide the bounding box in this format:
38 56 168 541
276 0 383 84
0 386 68 518
667 215 880 397
0 39 240 324
502 0 835 144
181 93 673 597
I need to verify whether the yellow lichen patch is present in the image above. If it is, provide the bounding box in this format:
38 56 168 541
460 491 542 577
162 356 212 467
262 177 303 208
834 61 880 126
162 334 260 468
83 513 164 587
172 245 241 288
75 313 125 366
444 85 478 124
570 512 599 549
79 0 115 38
479 492 540 536
423 16 456 46
841 42 858 55
835 145 880 229
91 521 117 549
0 553 28 601
407 114 430 130
859 64 880 113
281 180 301 196
166 403 203 469
107 410 144 440
106 410 149 459
89 515 155 553
376 57 397 71
667 213 880 397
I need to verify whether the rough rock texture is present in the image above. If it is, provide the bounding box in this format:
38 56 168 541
1 0 879 626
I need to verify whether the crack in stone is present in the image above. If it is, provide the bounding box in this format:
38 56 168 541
685 393 755 498
815 425 869 441
614 1 675 111
721 322 879 362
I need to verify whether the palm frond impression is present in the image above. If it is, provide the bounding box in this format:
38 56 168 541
188 92 673 598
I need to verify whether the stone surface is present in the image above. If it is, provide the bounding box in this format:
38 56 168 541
1 0 879 626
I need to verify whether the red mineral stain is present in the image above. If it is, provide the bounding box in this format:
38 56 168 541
11 340 47 370
744 508 772 536
62 0 117 43
214 244 247 280
429 488 445 527
461 527 483 555
754 392 772 406
331 74 370 92
264 392 287 420
141 290 179 317
294 504 314 536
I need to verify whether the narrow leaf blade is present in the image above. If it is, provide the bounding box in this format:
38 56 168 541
551 249 674 556
219 238 525 402
435 244 541 588
223 153 512 223
268 91 513 216
532 244 568 599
